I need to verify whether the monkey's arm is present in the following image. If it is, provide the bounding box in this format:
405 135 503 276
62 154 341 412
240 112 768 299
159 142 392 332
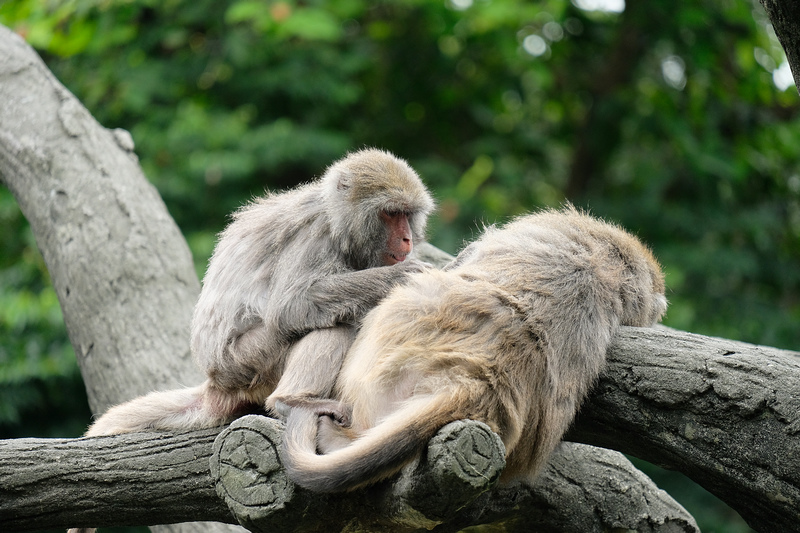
284 261 427 331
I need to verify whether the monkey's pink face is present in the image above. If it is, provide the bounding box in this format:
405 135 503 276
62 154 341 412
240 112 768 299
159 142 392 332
380 211 413 265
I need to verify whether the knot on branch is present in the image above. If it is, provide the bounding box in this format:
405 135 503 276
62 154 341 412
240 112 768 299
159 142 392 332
397 419 506 522
211 415 293 529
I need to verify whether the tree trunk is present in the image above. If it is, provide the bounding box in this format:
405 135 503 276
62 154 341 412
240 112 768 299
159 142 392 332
0 25 202 416
0 23 240 533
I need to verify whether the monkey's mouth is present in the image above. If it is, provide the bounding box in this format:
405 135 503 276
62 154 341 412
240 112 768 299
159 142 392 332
386 253 407 265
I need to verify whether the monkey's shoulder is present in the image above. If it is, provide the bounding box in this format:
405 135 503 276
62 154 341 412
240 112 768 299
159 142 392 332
371 270 527 336
231 182 324 224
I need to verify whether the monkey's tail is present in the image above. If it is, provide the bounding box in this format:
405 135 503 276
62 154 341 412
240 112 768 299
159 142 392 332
85 381 251 436
281 394 454 492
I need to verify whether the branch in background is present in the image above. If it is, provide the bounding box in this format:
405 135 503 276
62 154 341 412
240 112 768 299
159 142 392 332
759 0 800 93
0 25 203 416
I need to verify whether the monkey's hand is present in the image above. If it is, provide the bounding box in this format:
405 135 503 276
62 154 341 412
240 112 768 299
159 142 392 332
274 396 352 427
396 257 433 274
295 259 433 330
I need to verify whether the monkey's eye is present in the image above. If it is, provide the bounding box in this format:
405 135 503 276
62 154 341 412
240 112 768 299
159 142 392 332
380 210 412 224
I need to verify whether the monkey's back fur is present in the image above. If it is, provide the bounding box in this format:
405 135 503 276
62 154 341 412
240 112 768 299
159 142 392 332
281 207 667 492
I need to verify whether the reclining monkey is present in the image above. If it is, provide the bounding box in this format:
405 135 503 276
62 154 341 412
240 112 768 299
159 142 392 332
279 206 667 492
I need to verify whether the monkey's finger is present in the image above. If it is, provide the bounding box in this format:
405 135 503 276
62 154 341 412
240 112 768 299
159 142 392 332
274 400 292 419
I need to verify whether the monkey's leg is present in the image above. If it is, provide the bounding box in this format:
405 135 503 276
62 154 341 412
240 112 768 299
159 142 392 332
266 327 356 415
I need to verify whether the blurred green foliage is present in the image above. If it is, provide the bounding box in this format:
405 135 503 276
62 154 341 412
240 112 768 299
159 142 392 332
1 0 798 530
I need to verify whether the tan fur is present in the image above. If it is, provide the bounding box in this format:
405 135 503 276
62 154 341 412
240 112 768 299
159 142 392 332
279 206 667 492
82 148 434 438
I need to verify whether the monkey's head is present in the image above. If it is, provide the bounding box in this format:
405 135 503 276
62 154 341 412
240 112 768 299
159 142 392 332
567 208 668 328
483 206 668 329
323 148 435 270
608 235 668 328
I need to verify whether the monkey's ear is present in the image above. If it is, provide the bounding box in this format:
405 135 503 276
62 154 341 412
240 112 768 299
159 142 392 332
335 170 353 191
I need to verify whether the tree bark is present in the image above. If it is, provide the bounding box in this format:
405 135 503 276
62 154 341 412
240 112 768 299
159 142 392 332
569 326 800 533
759 0 800 92
0 23 240 533
0 428 233 531
0 25 202 416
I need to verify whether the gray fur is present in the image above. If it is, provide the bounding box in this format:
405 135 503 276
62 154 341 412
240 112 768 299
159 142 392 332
84 148 434 438
193 148 434 391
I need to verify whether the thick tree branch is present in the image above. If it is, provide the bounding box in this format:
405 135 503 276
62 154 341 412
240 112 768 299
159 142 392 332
569 326 800 533
0 23 238 533
0 415 697 533
0 428 233 531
